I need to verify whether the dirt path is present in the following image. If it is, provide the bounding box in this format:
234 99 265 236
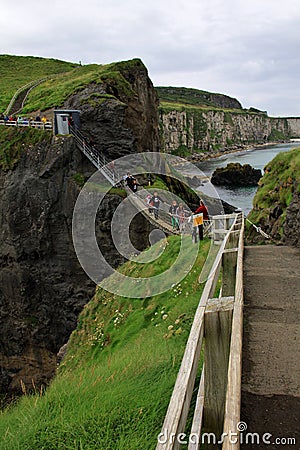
241 245 300 449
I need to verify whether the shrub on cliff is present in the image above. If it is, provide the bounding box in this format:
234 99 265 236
0 127 51 170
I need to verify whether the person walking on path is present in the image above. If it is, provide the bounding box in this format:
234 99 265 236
194 200 209 241
150 192 164 219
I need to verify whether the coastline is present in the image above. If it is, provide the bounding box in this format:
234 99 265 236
185 140 290 163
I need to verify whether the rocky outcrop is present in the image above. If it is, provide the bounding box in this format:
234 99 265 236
0 136 90 398
159 109 291 155
211 163 262 186
0 135 152 400
64 59 160 159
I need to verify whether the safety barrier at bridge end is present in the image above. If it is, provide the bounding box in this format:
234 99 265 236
156 212 244 450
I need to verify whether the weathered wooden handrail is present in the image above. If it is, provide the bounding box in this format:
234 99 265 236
156 212 244 450
222 215 244 449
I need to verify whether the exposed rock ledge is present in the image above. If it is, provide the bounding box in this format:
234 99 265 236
211 163 262 186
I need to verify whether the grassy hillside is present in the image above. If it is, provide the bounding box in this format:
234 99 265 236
0 55 78 112
156 86 243 112
246 148 300 240
0 55 143 115
0 236 213 450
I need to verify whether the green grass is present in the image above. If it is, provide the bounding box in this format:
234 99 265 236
156 86 242 110
0 236 211 450
158 101 242 114
0 55 78 112
18 59 143 114
86 181 127 197
158 101 268 116
0 55 144 115
0 126 52 170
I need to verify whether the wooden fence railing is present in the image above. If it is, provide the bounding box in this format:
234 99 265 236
156 212 244 449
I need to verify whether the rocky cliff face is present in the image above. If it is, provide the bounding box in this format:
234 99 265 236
0 60 159 401
283 185 300 247
159 109 291 155
64 59 160 158
286 118 300 138
0 137 91 398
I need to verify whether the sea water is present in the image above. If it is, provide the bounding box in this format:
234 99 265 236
196 142 300 215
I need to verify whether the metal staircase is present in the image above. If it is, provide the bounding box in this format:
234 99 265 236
70 127 179 234
70 126 118 184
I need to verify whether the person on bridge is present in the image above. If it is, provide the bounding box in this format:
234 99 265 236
150 192 164 219
176 203 188 233
125 172 134 190
194 200 209 241
169 200 179 230
131 178 139 193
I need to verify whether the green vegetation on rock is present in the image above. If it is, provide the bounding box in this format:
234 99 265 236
0 126 51 170
0 55 144 115
0 55 78 112
0 236 212 450
156 86 242 110
247 148 300 240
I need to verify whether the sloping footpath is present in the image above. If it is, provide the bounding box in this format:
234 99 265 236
241 245 300 449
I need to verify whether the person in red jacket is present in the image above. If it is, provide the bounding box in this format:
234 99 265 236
195 200 209 219
194 200 209 241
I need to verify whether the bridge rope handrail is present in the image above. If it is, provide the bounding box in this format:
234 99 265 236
245 217 270 239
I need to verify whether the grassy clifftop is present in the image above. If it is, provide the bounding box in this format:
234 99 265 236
156 86 243 112
0 55 78 112
246 148 300 242
0 236 212 449
0 55 145 114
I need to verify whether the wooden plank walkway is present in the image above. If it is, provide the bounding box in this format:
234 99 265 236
241 245 300 449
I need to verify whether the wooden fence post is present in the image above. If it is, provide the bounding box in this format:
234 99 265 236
203 297 234 448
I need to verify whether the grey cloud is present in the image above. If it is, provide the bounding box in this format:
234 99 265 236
0 0 299 116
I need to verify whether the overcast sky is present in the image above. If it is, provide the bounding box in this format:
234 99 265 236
1 0 299 116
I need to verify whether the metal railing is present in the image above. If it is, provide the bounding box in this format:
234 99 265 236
70 126 119 185
71 126 185 235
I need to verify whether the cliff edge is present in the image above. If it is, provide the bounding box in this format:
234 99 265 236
0 59 158 400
